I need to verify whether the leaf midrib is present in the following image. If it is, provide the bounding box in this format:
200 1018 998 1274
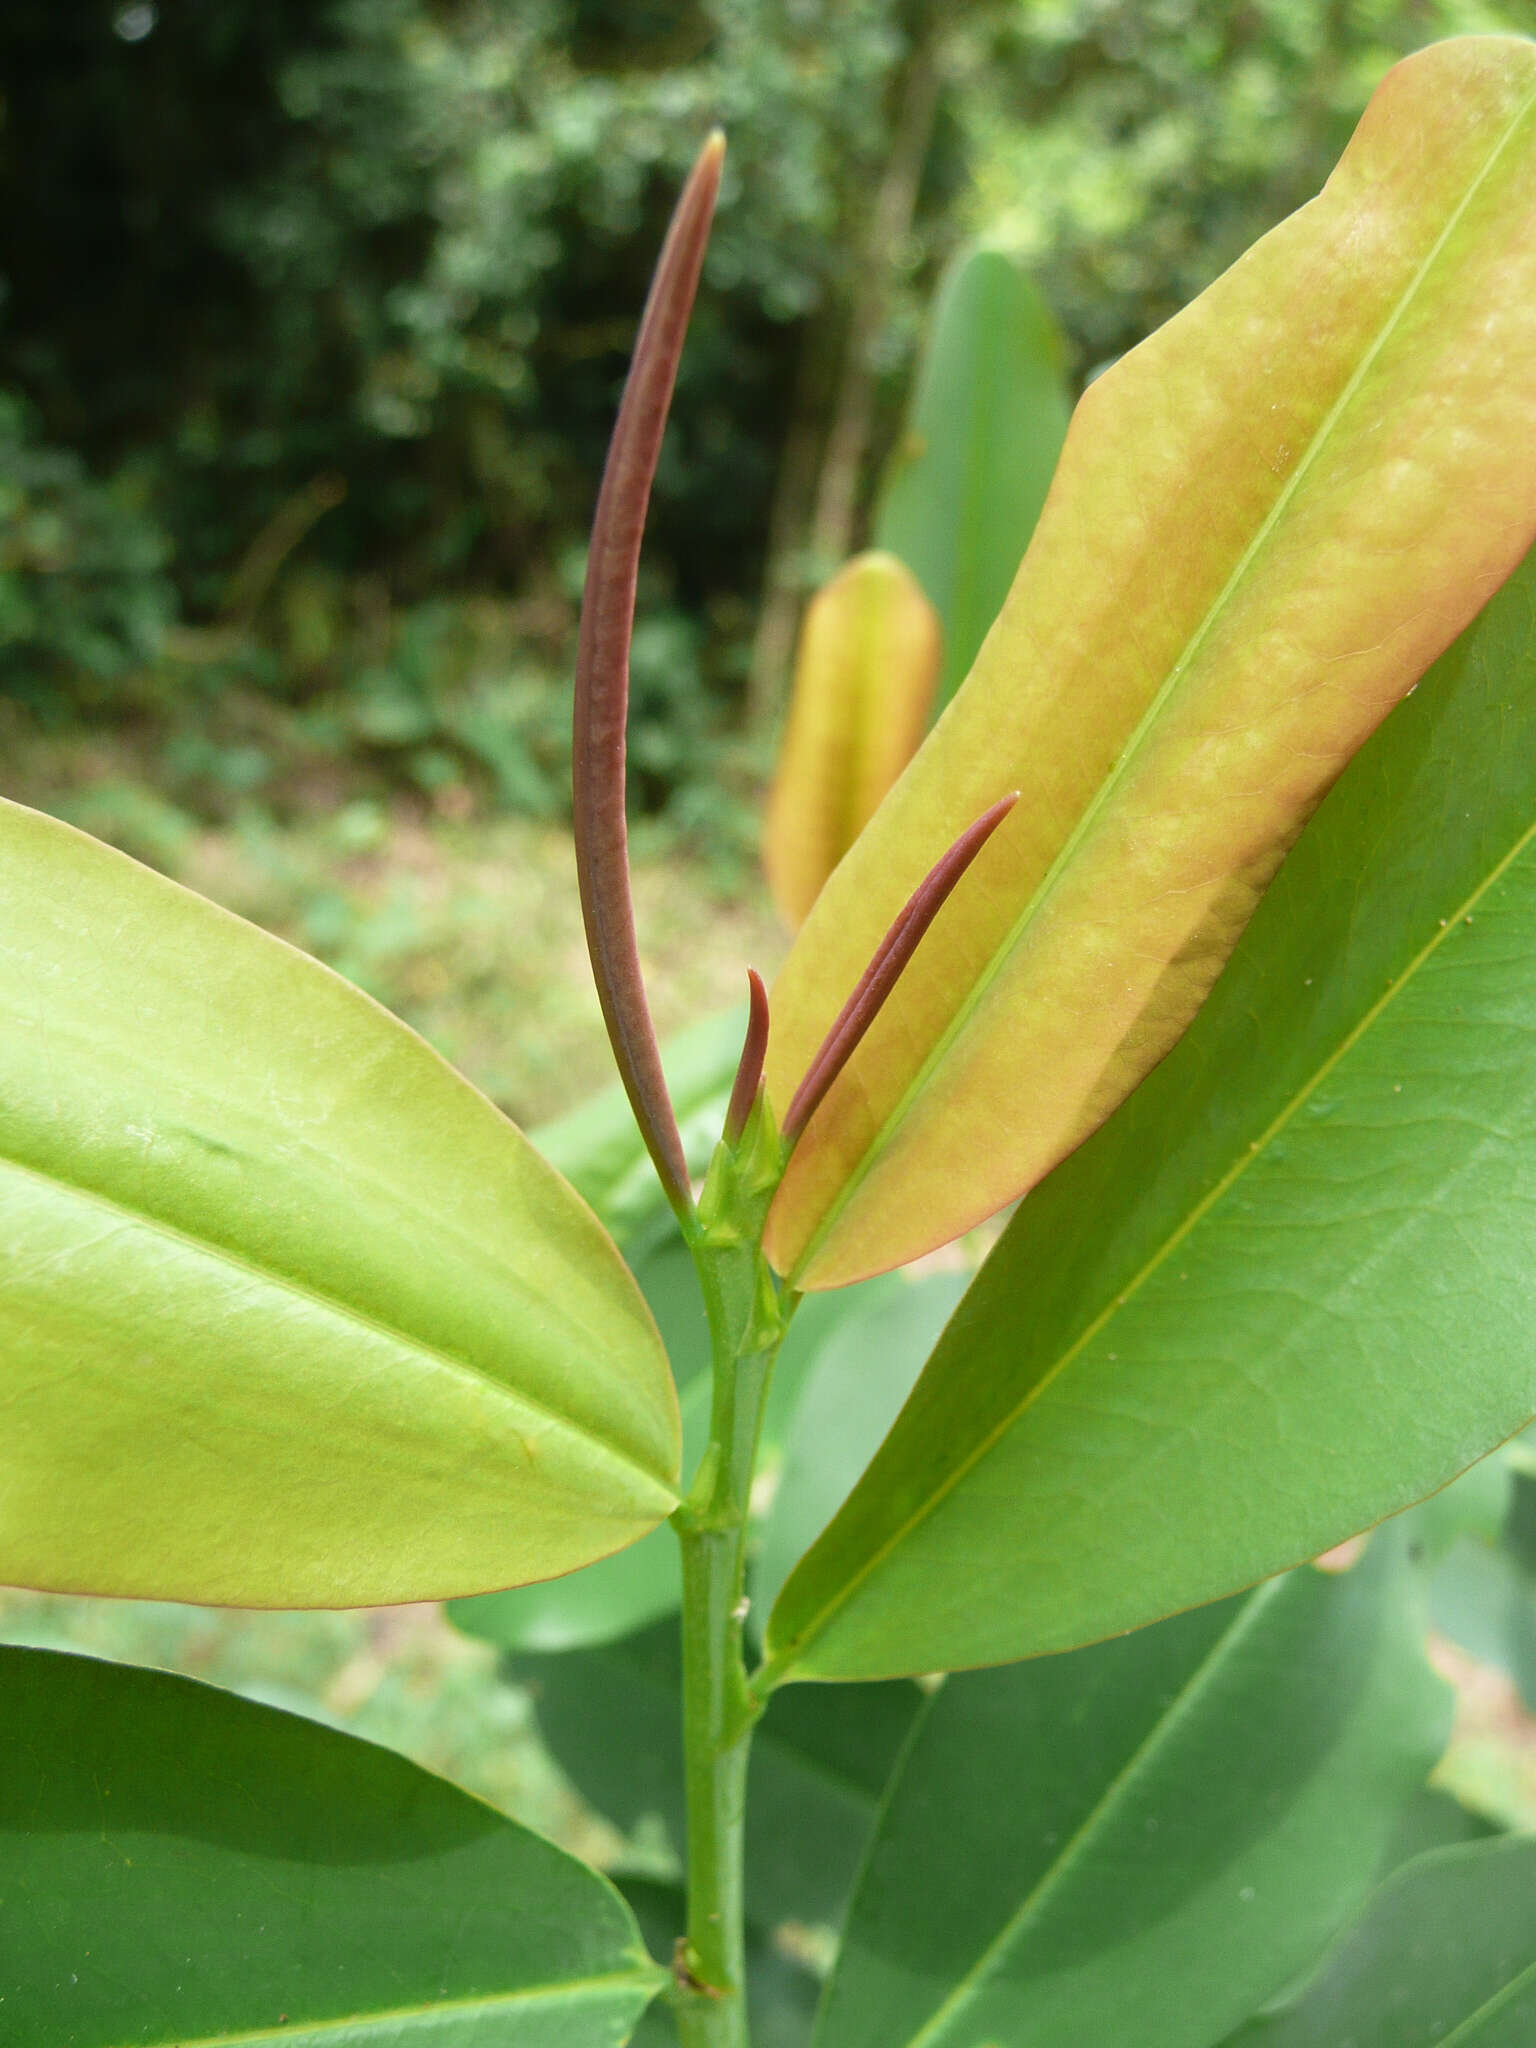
766 727 1536 1682
0 1150 675 1507
791 80 1536 1285
124 1966 665 2046
890 1583 1283 2048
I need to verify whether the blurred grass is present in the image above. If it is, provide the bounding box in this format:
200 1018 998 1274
1 707 785 1129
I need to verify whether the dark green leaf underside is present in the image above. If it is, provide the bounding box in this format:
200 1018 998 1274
0 1647 663 2046
1223 1837 1536 2046
817 1540 1447 2048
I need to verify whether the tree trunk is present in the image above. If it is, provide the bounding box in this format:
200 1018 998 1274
746 10 945 739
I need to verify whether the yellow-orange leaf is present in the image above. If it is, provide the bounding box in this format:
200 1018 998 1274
764 36 1536 1290
763 551 940 929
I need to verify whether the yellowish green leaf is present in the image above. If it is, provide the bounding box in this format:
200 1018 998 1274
763 550 939 929
764 36 1536 1289
0 799 678 1605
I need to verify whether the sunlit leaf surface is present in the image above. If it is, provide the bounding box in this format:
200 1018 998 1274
766 37 1536 1289
0 800 678 1605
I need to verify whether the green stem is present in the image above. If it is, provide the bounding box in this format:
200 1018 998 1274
671 1108 788 2048
673 1352 771 2046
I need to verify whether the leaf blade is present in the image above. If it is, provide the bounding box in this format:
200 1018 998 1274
448 1232 711 1652
1222 1838 1536 2047
763 552 939 930
765 37 1536 1288
0 799 678 1605
873 244 1070 712
0 1645 665 2047
752 1269 968 1627
815 1544 1446 2048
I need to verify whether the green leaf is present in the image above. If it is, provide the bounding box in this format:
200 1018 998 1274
535 1005 748 1239
764 38 1536 1289
513 1620 919 1935
763 552 940 929
0 1645 665 2046
1503 1470 1536 1709
764 547 1536 1682
1380 1787 1500 1869
1429 1536 1526 1672
1223 1838 1536 2047
758 1280 905 1469
0 799 678 1606
815 1541 1447 2048
753 1269 968 1627
873 244 1070 712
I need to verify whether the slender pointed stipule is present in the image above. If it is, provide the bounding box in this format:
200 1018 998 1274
724 968 771 1146
781 792 1020 1148
572 133 725 1215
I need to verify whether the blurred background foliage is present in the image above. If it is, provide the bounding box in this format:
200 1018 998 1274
3 0 1527 836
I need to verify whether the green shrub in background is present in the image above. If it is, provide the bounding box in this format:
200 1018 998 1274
4 0 1532 815
963 0 1536 365
1 0 934 713
0 392 175 705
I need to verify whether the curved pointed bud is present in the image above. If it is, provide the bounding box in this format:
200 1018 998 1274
781 794 1018 1148
724 968 771 1146
764 552 940 929
574 132 725 1216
